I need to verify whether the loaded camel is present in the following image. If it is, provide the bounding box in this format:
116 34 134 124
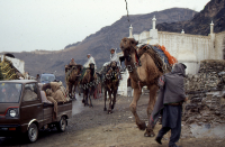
65 59 82 100
100 61 120 114
119 37 164 137
80 63 98 107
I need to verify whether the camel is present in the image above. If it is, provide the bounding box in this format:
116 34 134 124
119 37 163 137
65 63 82 99
80 63 98 107
100 61 120 114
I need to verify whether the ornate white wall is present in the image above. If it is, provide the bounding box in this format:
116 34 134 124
158 32 211 62
117 17 225 96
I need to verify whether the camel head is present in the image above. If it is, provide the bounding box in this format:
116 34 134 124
70 64 82 75
120 37 138 64
109 61 117 71
65 65 70 73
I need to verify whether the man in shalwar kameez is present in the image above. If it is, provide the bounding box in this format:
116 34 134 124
109 48 120 66
150 63 188 147
83 54 97 69
98 48 121 78
109 48 121 79
81 54 97 78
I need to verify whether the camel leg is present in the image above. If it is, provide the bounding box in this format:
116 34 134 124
72 85 76 100
69 83 73 99
98 83 101 98
103 88 107 111
65 82 69 97
108 90 112 114
89 88 93 107
130 88 146 130
78 86 81 96
74 85 78 100
86 89 89 106
146 84 158 117
111 90 117 110
82 90 86 105
82 90 89 106
144 84 158 137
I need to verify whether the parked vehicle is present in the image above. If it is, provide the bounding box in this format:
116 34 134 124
0 80 72 142
39 73 56 84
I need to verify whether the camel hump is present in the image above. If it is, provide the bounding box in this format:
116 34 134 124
138 45 164 73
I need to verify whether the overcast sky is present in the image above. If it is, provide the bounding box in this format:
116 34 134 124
0 0 210 52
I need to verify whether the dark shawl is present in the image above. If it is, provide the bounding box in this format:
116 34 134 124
149 63 187 128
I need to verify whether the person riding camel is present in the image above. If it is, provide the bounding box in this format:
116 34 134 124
81 54 97 79
83 54 97 69
109 48 120 66
69 58 77 66
65 58 78 75
110 48 121 79
65 58 77 73
98 48 121 79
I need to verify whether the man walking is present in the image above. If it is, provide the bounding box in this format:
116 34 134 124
151 63 188 147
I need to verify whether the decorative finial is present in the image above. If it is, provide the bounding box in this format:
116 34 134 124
152 15 156 29
210 21 214 25
129 24 133 38
181 29 185 34
152 15 156 21
210 21 214 34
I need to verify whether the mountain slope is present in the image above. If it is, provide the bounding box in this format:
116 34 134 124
157 0 225 35
10 8 196 81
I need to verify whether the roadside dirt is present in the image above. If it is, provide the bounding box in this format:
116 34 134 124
0 94 225 147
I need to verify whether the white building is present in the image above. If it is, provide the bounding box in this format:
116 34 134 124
118 16 225 96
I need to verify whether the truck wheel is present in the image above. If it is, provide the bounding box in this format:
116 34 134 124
27 123 38 143
57 117 66 132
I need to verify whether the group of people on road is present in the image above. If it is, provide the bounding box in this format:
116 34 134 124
66 47 188 147
82 48 120 71
85 48 187 147
78 48 121 81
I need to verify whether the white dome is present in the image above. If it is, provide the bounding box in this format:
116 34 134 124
177 51 197 62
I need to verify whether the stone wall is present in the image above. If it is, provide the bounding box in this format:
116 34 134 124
215 31 225 60
183 59 225 126
185 59 225 92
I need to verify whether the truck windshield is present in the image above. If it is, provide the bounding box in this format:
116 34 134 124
40 74 55 83
0 83 22 103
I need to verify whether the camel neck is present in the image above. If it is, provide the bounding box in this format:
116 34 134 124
90 68 95 77
126 62 140 82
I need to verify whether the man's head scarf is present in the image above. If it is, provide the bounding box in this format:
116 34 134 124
110 48 118 62
171 63 187 76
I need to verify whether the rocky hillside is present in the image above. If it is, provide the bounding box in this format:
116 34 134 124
9 8 196 81
157 0 225 35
